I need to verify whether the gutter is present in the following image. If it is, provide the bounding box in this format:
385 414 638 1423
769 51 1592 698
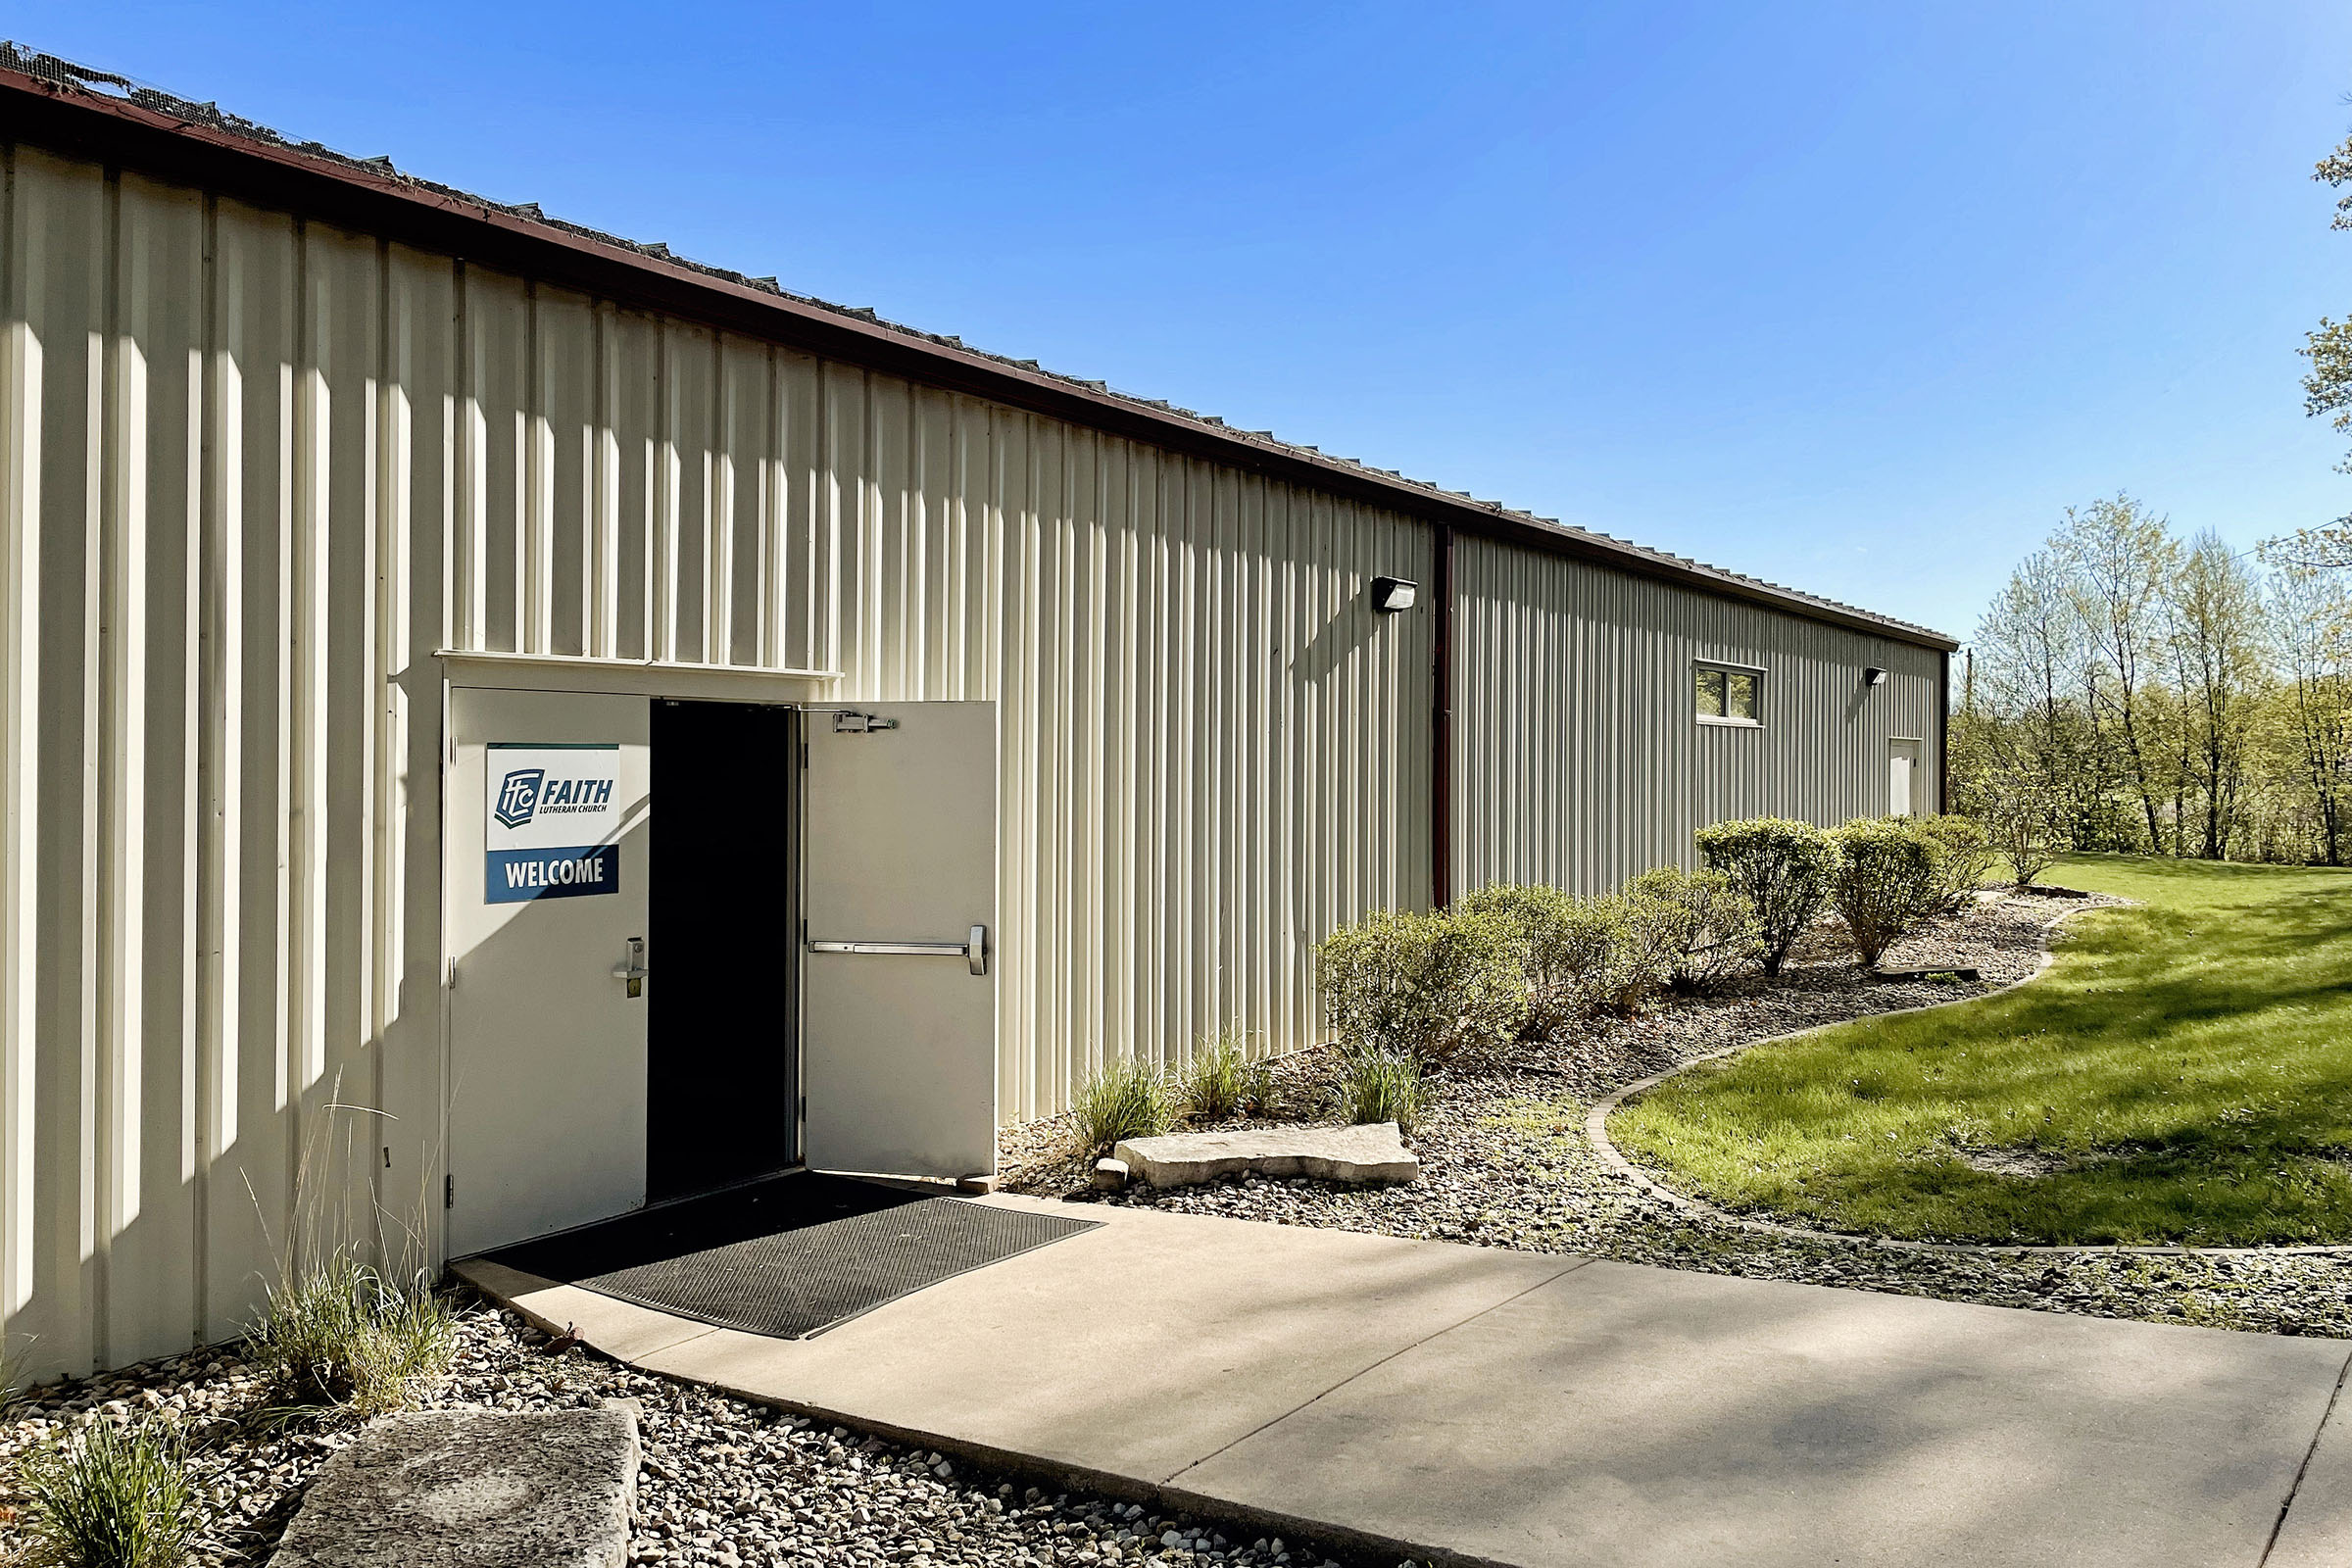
0 64 1958 654
1431 524 1455 908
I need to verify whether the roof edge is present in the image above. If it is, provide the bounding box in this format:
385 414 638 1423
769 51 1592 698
0 62 1958 653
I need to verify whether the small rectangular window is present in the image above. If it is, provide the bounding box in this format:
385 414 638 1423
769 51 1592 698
1694 662 1763 726
1694 667 1726 716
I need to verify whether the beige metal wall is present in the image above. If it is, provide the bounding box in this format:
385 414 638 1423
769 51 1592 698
0 144 1435 1379
1450 534 1944 897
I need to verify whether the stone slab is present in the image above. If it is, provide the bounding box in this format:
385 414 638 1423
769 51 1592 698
1111 1122 1418 1188
268 1404 640 1568
1172 1257 2349 1568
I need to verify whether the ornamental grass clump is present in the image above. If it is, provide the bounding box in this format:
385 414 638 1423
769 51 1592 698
1336 1048 1426 1134
15 1420 200 1568
1179 1028 1265 1121
1316 906 1525 1062
1071 1056 1175 1150
1695 816 1841 975
1622 865 1764 992
1829 816 1946 968
247 1248 456 1420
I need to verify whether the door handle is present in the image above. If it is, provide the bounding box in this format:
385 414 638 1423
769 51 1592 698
612 936 648 997
808 925 989 977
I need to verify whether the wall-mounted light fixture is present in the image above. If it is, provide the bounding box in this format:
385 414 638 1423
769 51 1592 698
1370 575 1419 613
1862 666 1888 687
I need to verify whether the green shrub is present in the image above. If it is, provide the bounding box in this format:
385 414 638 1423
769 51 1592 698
1829 817 1945 967
16 1420 200 1568
1316 906 1526 1061
1458 884 1672 1028
1180 1029 1260 1121
1623 866 1764 991
1071 1056 1175 1150
1912 814 1996 913
1695 816 1841 976
1336 1048 1426 1134
247 1250 455 1419
1576 894 1676 1015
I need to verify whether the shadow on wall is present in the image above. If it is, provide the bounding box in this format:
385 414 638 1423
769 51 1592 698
1288 580 1398 690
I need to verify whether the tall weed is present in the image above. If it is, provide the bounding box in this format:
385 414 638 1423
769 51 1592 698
247 1250 454 1419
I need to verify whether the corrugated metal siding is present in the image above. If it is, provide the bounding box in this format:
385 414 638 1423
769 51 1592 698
0 144 1437 1379
0 154 449 1382
1450 534 1942 896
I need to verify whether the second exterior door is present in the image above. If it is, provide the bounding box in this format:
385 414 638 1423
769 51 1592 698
1888 738 1921 817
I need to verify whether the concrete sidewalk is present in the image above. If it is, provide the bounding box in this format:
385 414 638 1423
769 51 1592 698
458 1197 2352 1568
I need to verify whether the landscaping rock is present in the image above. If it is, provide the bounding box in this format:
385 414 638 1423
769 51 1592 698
268 1404 639 1568
0 1302 1361 1568
1092 1156 1131 1190
1113 1123 1418 1188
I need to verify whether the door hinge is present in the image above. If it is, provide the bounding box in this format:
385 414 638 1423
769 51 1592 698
444 1173 455 1209
799 741 809 769
446 956 458 990
798 1094 808 1122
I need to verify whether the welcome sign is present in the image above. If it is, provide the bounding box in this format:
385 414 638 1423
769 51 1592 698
485 743 622 903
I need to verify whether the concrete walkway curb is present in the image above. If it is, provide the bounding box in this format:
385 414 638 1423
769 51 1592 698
1585 897 2352 1259
461 1198 2352 1568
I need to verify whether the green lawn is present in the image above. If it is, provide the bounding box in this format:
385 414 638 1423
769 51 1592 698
1608 855 2352 1246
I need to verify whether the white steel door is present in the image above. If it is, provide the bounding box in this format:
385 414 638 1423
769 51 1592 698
445 688 652 1255
1888 739 1920 817
803 703 999 1179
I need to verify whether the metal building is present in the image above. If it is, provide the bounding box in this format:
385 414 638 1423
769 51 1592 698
0 52 1954 1380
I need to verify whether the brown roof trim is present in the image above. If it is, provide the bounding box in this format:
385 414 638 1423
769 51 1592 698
0 64 1956 652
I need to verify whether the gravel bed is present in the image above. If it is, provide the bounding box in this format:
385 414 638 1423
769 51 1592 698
1007 891 2352 1340
0 1298 1418 1568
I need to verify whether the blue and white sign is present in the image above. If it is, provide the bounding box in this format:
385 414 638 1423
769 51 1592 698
485 744 622 903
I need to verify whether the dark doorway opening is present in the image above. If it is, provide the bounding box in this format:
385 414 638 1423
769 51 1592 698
648 699 800 1201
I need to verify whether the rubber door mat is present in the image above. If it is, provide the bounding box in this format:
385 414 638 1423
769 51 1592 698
478 1173 1100 1339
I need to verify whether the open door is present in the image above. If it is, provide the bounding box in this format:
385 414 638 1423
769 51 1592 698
803 702 999 1179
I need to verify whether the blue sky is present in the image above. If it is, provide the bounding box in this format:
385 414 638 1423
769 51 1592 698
19 2 2352 639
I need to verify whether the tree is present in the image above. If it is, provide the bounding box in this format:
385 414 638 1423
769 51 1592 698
1965 547 2120 848
2272 565 2352 863
2055 495 2181 852
2164 532 2269 859
2288 127 2352 569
